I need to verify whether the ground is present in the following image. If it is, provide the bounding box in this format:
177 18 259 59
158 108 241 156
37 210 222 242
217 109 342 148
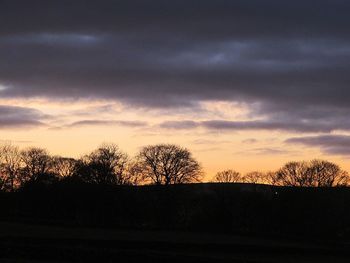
0 221 349 262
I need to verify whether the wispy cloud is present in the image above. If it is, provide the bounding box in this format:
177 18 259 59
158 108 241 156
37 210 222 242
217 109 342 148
65 119 148 128
0 105 46 129
159 118 350 133
286 135 350 156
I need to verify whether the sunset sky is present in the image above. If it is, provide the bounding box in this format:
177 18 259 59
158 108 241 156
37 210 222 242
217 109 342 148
1 1 350 179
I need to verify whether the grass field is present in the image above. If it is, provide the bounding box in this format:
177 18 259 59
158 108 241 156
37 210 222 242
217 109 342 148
1 221 350 262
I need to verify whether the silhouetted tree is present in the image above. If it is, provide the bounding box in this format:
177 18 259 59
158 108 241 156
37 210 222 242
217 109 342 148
244 171 265 184
74 143 129 185
264 171 279 185
126 160 147 185
306 159 349 187
212 169 243 183
51 156 78 178
0 144 24 191
21 147 52 182
273 161 309 187
136 144 202 185
0 174 4 191
272 160 350 187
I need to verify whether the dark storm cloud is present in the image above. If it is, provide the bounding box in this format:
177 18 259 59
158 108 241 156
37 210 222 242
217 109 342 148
286 135 350 155
1 0 350 132
1 1 349 38
0 105 45 129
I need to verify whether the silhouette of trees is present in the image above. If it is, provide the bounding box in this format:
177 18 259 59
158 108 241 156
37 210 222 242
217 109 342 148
306 159 349 187
51 157 77 178
21 147 52 182
0 174 4 191
213 170 276 184
136 144 202 185
244 171 265 184
212 169 243 183
263 171 279 185
0 144 23 191
74 143 129 185
1 141 349 190
126 161 147 186
273 161 308 187
212 161 349 187
272 160 350 187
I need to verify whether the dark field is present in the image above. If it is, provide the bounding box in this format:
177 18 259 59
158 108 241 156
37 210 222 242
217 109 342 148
1 221 350 262
1 183 350 262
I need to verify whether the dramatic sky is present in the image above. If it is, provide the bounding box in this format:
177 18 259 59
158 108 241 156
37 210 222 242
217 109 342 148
1 0 350 178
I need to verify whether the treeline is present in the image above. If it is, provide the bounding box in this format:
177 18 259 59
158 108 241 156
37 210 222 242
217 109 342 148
0 143 202 192
0 142 349 192
212 160 350 187
1 142 350 239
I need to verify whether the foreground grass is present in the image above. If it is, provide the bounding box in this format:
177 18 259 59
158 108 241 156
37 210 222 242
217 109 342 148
0 221 350 262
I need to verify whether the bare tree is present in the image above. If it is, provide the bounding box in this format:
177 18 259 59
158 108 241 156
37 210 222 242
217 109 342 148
0 144 23 191
126 160 147 186
75 143 129 185
51 156 77 178
272 160 350 187
0 174 5 191
21 147 52 181
212 169 242 183
306 159 349 187
273 161 309 187
264 171 279 186
136 144 202 185
335 170 350 186
243 171 265 184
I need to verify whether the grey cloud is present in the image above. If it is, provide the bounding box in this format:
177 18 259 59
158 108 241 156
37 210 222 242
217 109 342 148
1 1 349 39
1 36 350 109
235 147 293 156
250 148 291 156
1 0 350 134
65 104 120 118
286 135 350 155
192 139 231 145
242 139 258 144
159 118 350 133
0 105 45 129
159 121 199 130
66 120 148 128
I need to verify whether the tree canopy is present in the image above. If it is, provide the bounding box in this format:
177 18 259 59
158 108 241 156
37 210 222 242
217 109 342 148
136 144 203 185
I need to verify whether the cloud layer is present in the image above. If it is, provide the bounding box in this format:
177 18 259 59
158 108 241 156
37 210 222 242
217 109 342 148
1 0 350 159
1 1 349 108
286 135 350 156
0 105 45 129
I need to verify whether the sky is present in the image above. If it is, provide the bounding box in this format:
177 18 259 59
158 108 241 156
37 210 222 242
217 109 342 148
1 0 350 179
